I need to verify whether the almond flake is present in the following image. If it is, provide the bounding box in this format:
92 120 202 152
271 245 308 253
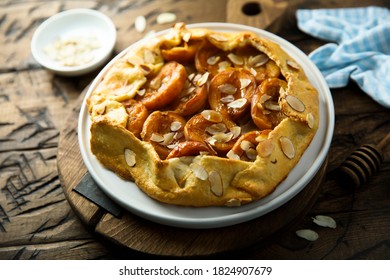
296 229 319 241
94 103 106 115
287 59 300 70
246 148 257 161
207 55 220 65
156 12 177 24
230 126 241 139
206 136 217 146
213 132 233 143
264 100 280 111
218 83 237 95
150 133 165 143
209 33 228 42
240 140 253 151
306 113 315 129
249 67 257 76
220 95 235 103
205 123 227 135
139 64 152 75
124 149 136 167
227 53 244 65
286 95 305 112
209 170 223 197
240 78 251 89
225 198 241 207
227 150 240 160
201 110 223 123
182 32 191 42
312 215 337 229
249 54 269 67
259 94 272 104
137 88 146 96
188 73 195 81
190 162 208 180
257 139 274 158
135 15 146 33
227 98 247 109
170 121 182 132
280 136 295 159
197 72 209 86
143 49 155 64
218 61 231 72
162 132 175 145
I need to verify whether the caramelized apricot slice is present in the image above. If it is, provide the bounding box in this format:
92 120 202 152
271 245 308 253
227 130 270 161
169 72 209 116
161 40 203 64
138 61 187 110
252 60 281 84
208 68 256 121
121 99 149 138
251 78 286 130
141 111 187 159
166 141 217 159
184 112 240 156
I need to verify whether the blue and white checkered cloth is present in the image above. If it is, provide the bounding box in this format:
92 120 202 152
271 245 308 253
296 6 390 108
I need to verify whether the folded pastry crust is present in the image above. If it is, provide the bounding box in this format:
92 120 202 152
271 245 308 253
87 23 319 207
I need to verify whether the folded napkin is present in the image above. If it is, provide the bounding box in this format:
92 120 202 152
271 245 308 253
296 6 390 108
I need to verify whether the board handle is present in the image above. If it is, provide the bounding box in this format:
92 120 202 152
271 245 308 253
338 133 389 188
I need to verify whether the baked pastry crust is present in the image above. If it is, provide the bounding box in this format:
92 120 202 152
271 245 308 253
87 23 319 207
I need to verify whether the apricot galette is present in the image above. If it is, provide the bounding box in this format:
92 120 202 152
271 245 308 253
86 23 319 207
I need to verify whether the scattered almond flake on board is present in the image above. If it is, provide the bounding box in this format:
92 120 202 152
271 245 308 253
312 215 337 229
296 229 319 241
156 12 177 24
135 15 146 33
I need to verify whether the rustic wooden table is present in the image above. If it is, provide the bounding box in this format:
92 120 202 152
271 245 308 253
1 0 389 260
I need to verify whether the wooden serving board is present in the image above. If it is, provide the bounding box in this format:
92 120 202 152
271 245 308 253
57 88 327 257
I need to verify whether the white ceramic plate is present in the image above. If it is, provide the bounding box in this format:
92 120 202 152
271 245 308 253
78 23 334 229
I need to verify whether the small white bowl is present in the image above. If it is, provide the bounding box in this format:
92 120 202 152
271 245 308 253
31 9 116 76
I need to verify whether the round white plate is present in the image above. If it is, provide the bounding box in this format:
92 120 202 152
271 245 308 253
78 23 334 229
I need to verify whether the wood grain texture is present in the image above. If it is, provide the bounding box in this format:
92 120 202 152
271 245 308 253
1 0 389 259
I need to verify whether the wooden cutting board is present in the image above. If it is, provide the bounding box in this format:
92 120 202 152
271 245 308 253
57 88 327 257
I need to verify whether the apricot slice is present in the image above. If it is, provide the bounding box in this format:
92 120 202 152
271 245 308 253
138 61 187 110
141 111 187 159
121 99 149 138
184 112 240 156
166 141 216 159
251 78 286 130
169 72 209 116
208 68 256 121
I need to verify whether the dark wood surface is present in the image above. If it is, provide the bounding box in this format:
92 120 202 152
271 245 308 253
1 0 389 260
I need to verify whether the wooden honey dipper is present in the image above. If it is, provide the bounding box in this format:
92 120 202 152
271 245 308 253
338 133 390 188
